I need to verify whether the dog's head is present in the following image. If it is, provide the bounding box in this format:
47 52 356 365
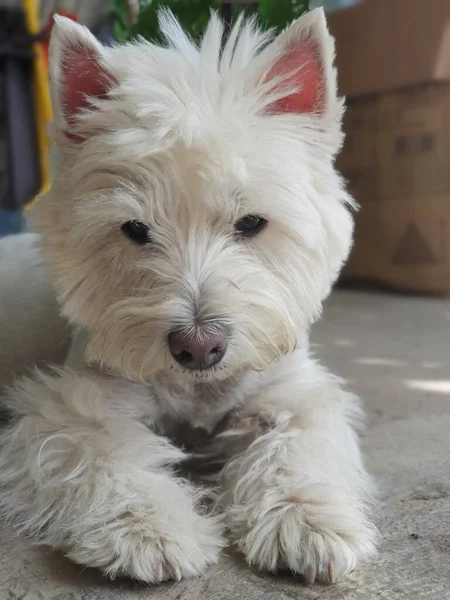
35 9 353 382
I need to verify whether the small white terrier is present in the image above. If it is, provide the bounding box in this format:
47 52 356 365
0 8 377 584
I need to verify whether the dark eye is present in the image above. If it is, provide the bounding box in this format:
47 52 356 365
121 221 150 245
234 215 267 238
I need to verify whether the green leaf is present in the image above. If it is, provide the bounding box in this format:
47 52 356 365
110 0 310 43
260 0 310 31
131 0 220 42
109 0 132 40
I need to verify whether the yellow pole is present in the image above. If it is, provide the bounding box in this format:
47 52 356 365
22 0 52 204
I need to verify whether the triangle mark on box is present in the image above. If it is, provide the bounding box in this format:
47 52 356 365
391 223 438 266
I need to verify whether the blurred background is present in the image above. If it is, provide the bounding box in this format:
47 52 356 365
1 0 449 297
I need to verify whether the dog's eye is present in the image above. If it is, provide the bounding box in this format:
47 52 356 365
234 215 267 238
121 221 150 245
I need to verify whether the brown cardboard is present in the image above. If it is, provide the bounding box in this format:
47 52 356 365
340 83 450 294
328 0 450 98
337 96 379 204
337 83 450 295
344 203 383 279
333 1 450 294
377 84 450 200
344 195 450 295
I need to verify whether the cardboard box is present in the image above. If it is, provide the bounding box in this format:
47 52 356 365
345 192 450 295
377 84 450 200
328 0 450 98
330 1 450 294
338 95 379 203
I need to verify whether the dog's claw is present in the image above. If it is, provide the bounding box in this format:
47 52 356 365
156 563 164 582
173 565 182 582
306 565 316 585
327 562 335 585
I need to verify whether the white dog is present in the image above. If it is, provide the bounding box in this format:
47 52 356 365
0 8 377 585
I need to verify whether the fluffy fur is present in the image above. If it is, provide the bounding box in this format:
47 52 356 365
0 8 377 585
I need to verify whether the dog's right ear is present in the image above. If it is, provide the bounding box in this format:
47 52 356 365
49 16 116 141
256 8 340 121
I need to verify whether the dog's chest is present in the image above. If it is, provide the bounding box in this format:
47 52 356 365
154 415 228 453
152 382 236 450
151 372 261 451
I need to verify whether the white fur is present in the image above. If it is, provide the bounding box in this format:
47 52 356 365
215 355 376 579
0 370 223 581
0 9 376 584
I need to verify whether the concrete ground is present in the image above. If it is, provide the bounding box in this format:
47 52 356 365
1 290 450 600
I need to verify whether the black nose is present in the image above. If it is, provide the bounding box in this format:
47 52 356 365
168 326 228 371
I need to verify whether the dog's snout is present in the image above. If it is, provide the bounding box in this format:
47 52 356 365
168 325 228 371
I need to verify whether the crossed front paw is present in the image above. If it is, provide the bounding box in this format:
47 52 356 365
228 485 377 584
67 506 225 582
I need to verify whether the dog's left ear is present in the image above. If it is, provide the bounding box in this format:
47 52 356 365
49 16 116 140
260 8 338 117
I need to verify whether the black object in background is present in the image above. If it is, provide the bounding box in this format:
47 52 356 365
0 7 41 211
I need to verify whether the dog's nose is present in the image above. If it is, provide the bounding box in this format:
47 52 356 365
168 326 228 371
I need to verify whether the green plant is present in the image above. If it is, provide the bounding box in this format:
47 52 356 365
109 0 310 42
134 0 221 41
109 0 132 40
260 0 309 30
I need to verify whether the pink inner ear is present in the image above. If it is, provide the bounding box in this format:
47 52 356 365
61 43 113 124
266 40 323 114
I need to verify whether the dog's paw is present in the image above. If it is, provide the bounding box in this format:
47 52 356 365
229 485 377 584
67 507 224 582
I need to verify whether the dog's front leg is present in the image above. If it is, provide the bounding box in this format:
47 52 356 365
0 369 223 581
219 356 377 583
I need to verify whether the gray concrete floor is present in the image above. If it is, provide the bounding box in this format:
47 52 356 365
1 291 450 599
